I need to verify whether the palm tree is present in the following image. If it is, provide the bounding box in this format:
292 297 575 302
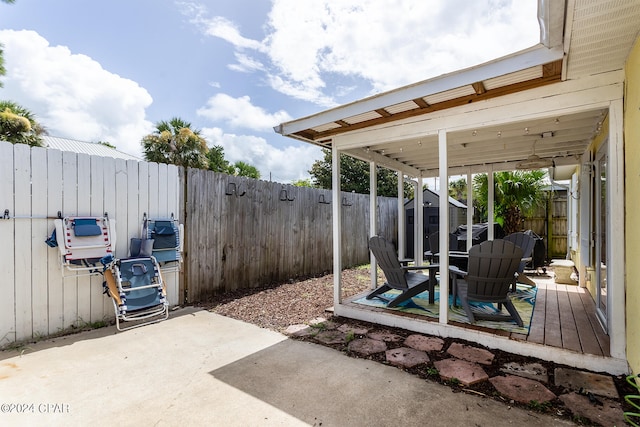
232 161 260 179
0 100 46 146
473 170 546 234
141 117 209 169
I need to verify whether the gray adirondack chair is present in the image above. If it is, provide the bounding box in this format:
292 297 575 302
450 239 524 326
503 232 536 290
366 236 436 307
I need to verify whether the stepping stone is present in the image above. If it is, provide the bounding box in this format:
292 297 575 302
386 347 430 368
446 342 495 365
284 324 315 337
489 375 556 404
348 338 387 356
433 358 488 386
500 362 548 383
314 330 346 345
559 392 626 427
554 368 619 399
337 324 369 335
404 335 444 352
367 331 403 343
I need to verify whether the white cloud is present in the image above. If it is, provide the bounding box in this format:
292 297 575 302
196 93 292 132
189 0 539 105
0 29 153 157
201 127 323 183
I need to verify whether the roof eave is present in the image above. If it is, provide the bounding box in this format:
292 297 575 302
275 44 564 140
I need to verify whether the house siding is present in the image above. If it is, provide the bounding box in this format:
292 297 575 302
625 34 640 375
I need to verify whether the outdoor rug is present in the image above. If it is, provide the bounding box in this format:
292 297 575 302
353 284 537 335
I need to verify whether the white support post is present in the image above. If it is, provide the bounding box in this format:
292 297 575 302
370 161 378 289
332 146 343 305
416 177 424 267
488 164 495 241
607 98 625 360
466 169 473 251
397 170 405 260
438 129 449 324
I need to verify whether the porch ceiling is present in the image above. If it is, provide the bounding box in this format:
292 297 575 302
343 108 606 176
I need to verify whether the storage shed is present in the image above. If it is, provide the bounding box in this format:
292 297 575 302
404 188 467 258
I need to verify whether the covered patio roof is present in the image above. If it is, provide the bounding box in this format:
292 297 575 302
274 0 640 374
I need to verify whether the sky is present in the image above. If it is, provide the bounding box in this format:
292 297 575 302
0 0 540 183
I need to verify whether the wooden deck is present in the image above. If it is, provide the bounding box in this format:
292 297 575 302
522 275 610 357
343 270 610 357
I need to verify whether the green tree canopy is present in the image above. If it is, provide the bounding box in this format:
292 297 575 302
207 145 234 174
473 170 546 234
309 148 412 198
0 44 6 88
291 178 313 187
0 100 46 146
448 177 467 203
232 161 260 179
141 117 209 169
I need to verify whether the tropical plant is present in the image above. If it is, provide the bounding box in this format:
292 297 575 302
473 170 546 234
309 148 412 198
141 117 209 169
448 177 467 203
232 161 260 179
0 100 46 146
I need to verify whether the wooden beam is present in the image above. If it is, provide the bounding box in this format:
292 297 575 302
413 98 430 109
375 108 392 117
472 81 487 95
309 70 563 141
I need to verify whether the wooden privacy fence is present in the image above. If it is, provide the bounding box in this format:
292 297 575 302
0 141 180 346
182 168 399 302
0 141 399 345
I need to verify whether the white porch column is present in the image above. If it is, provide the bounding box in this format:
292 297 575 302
608 98 625 360
397 170 405 260
466 169 474 251
438 129 449 324
488 164 495 241
416 177 424 266
332 146 342 305
370 161 378 289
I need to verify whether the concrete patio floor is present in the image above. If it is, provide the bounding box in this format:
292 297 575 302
0 308 575 427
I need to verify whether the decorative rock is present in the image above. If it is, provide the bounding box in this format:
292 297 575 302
309 318 337 330
314 330 346 345
433 358 488 386
554 368 619 399
446 342 495 365
500 362 548 383
489 375 556 404
348 338 387 356
559 392 626 427
367 331 403 343
404 335 444 352
309 317 327 325
337 324 369 335
284 324 314 337
385 347 430 368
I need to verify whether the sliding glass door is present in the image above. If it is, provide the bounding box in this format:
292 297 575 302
595 142 608 330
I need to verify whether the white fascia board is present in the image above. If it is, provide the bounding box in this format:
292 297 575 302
334 70 623 150
276 44 564 137
538 0 565 48
342 147 422 177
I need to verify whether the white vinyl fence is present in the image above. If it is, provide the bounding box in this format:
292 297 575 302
0 141 180 346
